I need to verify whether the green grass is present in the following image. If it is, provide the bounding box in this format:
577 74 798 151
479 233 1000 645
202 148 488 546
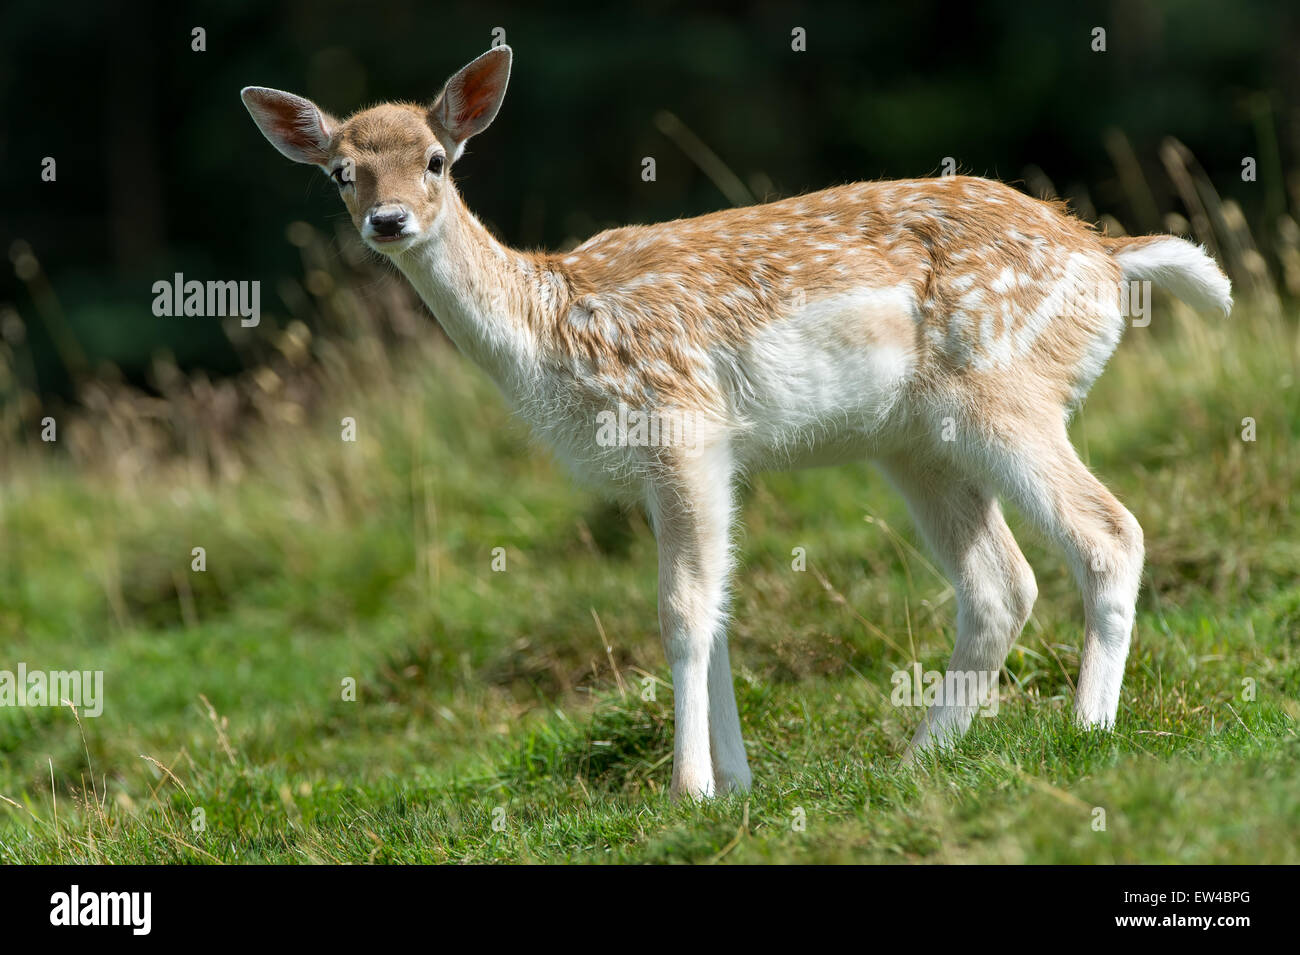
0 294 1297 863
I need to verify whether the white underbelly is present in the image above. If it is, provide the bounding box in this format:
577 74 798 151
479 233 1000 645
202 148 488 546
721 287 918 471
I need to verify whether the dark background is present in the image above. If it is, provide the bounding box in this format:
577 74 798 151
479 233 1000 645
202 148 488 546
1 0 1296 400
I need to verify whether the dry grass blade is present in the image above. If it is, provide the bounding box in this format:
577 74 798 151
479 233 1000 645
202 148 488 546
654 110 756 208
139 755 190 799
199 693 238 766
590 607 627 699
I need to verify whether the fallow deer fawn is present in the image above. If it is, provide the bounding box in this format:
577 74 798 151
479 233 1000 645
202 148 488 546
243 46 1232 800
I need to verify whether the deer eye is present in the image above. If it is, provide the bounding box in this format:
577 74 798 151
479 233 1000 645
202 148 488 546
331 165 352 188
427 154 444 176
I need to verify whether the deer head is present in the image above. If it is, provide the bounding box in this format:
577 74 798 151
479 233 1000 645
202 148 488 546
241 46 512 255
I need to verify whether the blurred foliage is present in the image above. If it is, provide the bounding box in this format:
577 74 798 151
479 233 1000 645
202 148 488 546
0 0 1298 402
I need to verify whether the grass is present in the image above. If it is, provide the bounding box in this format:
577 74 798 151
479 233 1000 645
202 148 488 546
0 257 1297 862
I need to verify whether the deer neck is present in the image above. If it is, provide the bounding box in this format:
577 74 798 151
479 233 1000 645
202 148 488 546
394 186 557 400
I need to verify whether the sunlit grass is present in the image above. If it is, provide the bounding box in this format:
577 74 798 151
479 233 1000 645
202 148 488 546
0 279 1296 862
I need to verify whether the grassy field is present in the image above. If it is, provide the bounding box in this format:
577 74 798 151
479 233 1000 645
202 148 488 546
0 255 1297 863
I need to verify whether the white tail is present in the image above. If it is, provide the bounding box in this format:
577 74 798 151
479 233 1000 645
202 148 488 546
1107 235 1233 315
243 46 1234 800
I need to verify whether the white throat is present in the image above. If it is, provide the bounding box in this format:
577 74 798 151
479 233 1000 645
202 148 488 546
391 196 548 403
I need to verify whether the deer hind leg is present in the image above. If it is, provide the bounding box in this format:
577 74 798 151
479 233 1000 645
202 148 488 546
879 456 1038 757
708 637 752 793
973 423 1144 729
646 438 746 800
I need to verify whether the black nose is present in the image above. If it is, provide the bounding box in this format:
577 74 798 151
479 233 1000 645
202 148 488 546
370 208 408 236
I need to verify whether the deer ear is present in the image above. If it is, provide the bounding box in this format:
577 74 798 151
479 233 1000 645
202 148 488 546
241 87 336 166
430 46 512 160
